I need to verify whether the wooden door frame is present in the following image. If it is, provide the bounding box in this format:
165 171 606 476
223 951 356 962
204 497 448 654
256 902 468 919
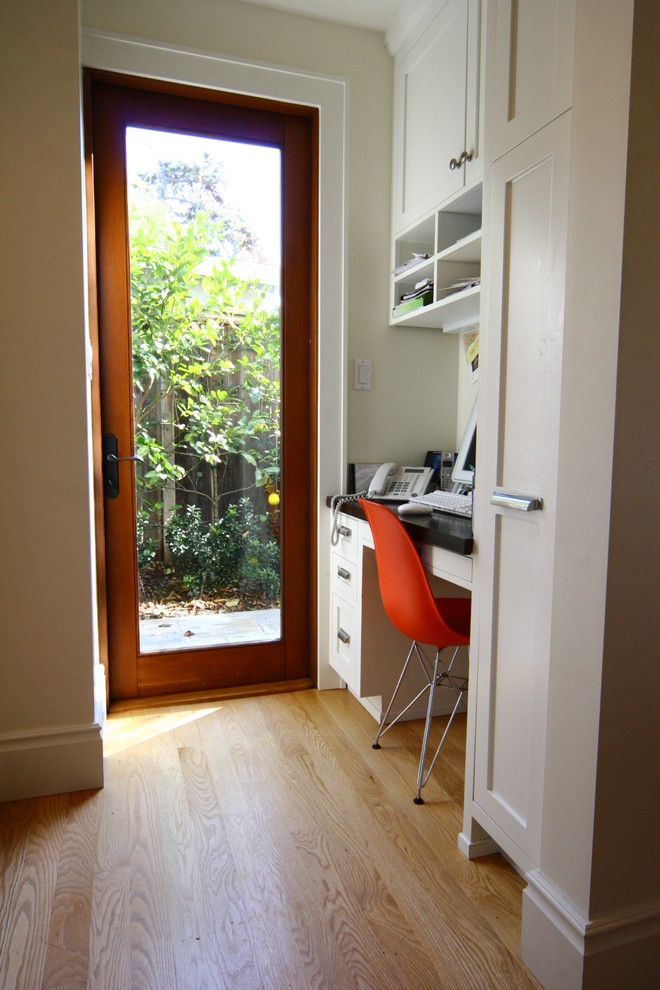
84 69 318 706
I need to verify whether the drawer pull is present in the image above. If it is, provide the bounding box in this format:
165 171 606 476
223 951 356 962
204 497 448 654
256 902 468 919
490 491 543 512
337 628 351 644
337 566 351 580
338 525 352 538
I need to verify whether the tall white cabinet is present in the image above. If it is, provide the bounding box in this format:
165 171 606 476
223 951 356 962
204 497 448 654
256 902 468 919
391 1 658 987
470 113 572 870
464 0 576 873
457 2 658 988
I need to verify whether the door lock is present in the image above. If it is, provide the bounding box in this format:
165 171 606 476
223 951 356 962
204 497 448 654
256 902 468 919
102 433 143 499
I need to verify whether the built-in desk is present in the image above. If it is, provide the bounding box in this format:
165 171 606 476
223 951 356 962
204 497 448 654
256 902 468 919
327 498 473 722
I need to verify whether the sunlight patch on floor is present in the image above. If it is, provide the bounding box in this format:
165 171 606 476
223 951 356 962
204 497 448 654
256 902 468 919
103 705 221 756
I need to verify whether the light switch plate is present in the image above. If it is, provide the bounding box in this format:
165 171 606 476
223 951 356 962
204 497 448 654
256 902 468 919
353 358 371 390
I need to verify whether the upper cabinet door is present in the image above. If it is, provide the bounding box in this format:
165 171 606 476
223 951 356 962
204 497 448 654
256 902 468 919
486 0 576 161
393 0 484 233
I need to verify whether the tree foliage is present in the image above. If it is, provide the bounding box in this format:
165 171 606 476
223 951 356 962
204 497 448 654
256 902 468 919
136 154 258 257
128 167 280 520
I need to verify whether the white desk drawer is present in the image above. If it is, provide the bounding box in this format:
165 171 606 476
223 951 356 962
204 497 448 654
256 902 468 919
330 551 358 604
329 593 358 687
333 513 359 563
418 543 472 590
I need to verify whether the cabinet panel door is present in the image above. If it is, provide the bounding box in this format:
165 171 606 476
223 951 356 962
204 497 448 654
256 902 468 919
472 114 571 864
394 0 468 229
487 0 575 161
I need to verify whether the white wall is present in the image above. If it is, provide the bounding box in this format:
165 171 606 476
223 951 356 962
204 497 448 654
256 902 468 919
82 0 461 468
0 0 103 799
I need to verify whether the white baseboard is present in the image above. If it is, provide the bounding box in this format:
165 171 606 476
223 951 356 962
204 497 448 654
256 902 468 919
457 829 500 859
0 721 104 801
522 869 660 990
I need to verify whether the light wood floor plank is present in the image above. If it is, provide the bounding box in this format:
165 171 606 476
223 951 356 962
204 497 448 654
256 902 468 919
0 794 68 990
0 688 542 990
41 790 99 990
0 798 35 973
125 742 179 989
177 743 264 989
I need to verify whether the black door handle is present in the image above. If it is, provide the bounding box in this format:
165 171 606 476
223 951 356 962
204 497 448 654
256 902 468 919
102 433 143 498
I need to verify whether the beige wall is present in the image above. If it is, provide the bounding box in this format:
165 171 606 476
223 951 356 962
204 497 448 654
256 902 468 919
0 0 102 798
0 0 463 797
593 0 660 920
83 0 461 466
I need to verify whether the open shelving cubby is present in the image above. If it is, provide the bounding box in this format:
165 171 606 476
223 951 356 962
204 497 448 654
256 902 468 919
391 183 482 331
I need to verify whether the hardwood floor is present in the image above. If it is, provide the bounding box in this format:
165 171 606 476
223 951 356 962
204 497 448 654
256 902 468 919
0 689 542 989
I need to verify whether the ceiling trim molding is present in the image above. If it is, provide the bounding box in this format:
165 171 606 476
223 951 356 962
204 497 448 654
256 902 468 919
386 0 442 56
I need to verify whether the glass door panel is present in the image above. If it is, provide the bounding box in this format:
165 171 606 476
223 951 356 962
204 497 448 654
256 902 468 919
125 127 282 655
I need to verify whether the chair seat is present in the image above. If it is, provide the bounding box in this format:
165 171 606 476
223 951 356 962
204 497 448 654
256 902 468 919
432 597 471 644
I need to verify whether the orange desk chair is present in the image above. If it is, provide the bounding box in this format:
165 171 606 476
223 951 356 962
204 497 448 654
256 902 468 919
359 499 471 804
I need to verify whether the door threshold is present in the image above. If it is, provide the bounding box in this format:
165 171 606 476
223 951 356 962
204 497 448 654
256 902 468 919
108 677 315 715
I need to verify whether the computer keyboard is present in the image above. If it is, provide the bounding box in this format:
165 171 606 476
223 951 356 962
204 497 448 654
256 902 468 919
411 489 473 517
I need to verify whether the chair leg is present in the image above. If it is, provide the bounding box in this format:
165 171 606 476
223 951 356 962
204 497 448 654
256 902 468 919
373 642 436 748
414 649 441 804
373 642 416 748
414 646 467 804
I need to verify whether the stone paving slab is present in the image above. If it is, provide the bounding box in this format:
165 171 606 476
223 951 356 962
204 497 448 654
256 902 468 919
139 607 281 653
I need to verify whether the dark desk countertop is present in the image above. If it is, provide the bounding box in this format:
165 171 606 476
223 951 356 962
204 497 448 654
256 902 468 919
327 496 473 556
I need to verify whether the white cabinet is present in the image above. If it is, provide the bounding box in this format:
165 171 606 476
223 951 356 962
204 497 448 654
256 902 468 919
391 184 482 330
469 114 572 868
486 0 575 162
329 513 361 692
392 0 484 233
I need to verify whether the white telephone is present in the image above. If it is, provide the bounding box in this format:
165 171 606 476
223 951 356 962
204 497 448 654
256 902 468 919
368 463 433 501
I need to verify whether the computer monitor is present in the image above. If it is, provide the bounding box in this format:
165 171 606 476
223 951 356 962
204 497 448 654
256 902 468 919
452 396 477 489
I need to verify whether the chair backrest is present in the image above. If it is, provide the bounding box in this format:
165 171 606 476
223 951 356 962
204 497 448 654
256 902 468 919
359 499 469 648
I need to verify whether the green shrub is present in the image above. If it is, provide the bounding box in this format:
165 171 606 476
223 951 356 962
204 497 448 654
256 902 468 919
136 508 158 569
165 499 280 602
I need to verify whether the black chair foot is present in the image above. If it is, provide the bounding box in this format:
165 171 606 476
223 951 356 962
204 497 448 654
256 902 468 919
372 742 381 749
413 796 424 805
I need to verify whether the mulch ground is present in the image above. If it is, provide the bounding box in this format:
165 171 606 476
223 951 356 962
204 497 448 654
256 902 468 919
138 562 278 618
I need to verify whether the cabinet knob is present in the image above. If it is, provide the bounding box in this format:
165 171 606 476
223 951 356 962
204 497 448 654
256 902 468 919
338 525 352 538
337 628 351 644
449 150 473 170
337 566 351 580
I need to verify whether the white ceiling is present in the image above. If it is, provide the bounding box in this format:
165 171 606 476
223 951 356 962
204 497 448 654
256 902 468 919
235 0 405 33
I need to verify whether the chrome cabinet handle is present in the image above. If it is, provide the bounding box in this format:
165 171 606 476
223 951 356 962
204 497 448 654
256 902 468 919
490 491 543 512
338 525 352 538
337 628 351 644
337 566 351 580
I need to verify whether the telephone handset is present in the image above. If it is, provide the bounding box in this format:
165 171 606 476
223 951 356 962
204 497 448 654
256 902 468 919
368 463 433 501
